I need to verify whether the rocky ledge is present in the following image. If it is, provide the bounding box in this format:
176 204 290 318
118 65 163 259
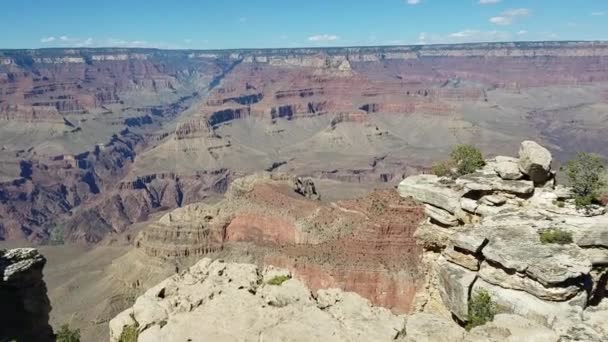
0 248 54 342
399 141 608 341
110 258 568 342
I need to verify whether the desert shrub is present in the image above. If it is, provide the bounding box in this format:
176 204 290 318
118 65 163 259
56 324 80 342
266 275 290 286
539 229 573 245
119 324 139 342
562 153 606 208
451 144 485 176
466 290 496 331
432 160 454 177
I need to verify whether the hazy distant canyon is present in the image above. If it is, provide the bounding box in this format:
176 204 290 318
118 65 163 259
1 41 608 243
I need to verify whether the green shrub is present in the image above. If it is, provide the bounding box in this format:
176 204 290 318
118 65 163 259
432 160 454 177
539 229 573 245
266 275 290 286
119 324 139 342
451 145 485 176
56 324 80 342
562 153 606 208
466 290 496 331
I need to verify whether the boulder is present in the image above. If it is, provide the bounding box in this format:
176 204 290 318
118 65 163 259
398 175 463 214
480 225 592 287
494 156 524 180
425 204 460 227
518 141 552 184
477 262 582 301
481 195 507 206
294 177 321 200
456 172 535 196
466 314 559 342
404 313 466 342
443 245 479 271
472 279 585 330
437 257 478 321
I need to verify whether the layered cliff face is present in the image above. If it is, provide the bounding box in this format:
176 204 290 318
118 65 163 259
0 248 54 342
398 141 608 341
2 42 608 243
131 173 426 314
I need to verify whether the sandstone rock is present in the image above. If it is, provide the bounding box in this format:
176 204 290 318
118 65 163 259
477 262 581 301
294 177 321 200
480 225 592 287
460 197 479 213
481 195 507 206
437 257 477 321
518 141 552 184
450 230 488 254
398 175 463 214
494 156 524 180
456 172 535 195
466 314 559 342
425 204 460 227
443 245 479 271
472 279 585 330
260 278 313 307
110 258 409 342
0 248 54 342
415 223 457 251
404 313 466 342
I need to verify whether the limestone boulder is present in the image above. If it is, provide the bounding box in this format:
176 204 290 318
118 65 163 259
425 204 459 226
472 279 585 330
494 156 524 180
437 257 478 321
398 175 463 214
518 141 552 184
456 172 534 196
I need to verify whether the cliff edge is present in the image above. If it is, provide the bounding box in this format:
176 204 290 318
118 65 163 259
0 248 54 342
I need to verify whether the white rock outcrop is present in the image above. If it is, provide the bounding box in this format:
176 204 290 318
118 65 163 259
398 141 607 341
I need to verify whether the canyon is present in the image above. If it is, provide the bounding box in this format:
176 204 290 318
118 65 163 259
1 42 608 340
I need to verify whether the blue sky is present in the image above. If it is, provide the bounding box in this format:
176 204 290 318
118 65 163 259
1 0 607 49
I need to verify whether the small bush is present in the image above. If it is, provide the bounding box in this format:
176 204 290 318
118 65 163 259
539 229 573 245
466 290 496 331
266 275 290 286
56 324 80 342
432 160 454 177
451 145 485 176
552 200 566 208
119 324 139 342
562 153 606 208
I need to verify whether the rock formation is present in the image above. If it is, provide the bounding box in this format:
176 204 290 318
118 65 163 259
0 248 54 342
398 140 608 340
293 176 321 200
133 173 426 314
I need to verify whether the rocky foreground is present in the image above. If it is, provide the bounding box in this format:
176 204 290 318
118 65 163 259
400 141 608 341
110 141 608 341
110 258 565 342
0 248 54 342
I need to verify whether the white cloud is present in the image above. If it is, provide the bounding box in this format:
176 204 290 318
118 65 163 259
407 0 421 4
591 12 606 16
490 8 531 26
517 30 528 35
59 35 69 41
418 29 512 44
479 0 501 4
308 34 340 42
40 36 56 43
183 38 192 44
